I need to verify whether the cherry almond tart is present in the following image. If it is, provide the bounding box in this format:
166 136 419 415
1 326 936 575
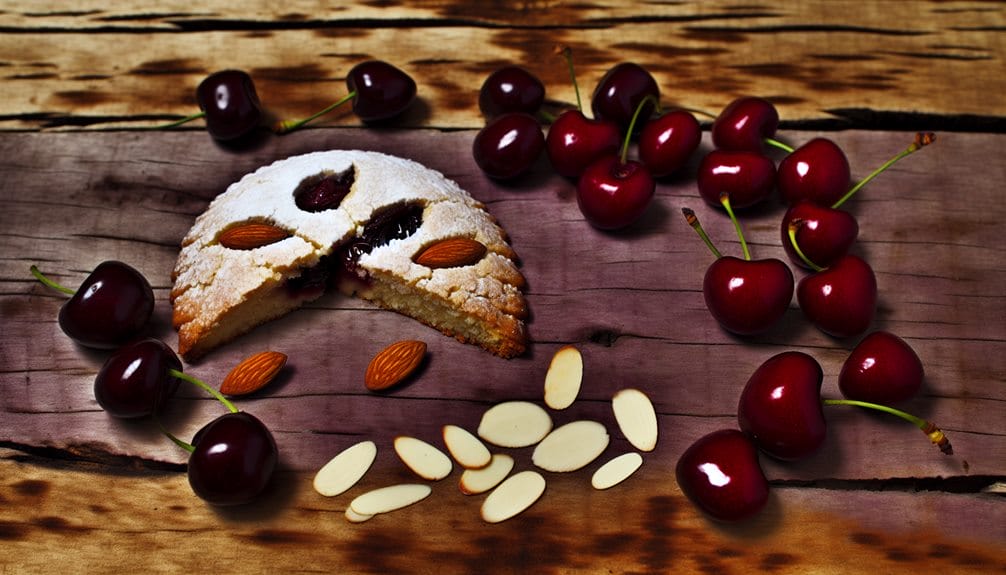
171 150 528 360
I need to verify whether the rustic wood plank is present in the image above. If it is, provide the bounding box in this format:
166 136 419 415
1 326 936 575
1 128 1003 489
1 448 1004 574
1 1 1004 131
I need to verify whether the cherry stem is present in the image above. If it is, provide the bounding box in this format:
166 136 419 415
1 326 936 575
823 398 953 455
620 95 661 164
831 132 936 209
682 208 723 259
719 192 750 261
786 220 825 272
538 109 558 124
764 137 795 153
157 417 195 453
29 265 76 296
168 368 239 414
273 90 356 134
678 106 716 120
149 111 207 130
556 45 582 112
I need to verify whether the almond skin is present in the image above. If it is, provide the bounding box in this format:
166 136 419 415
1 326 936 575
218 222 290 250
365 340 427 391
220 351 288 396
414 237 487 269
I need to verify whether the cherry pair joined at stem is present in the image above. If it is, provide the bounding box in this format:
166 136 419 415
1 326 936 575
678 347 948 522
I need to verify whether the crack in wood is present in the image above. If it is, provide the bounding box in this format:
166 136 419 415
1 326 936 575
772 475 1006 495
1 441 185 473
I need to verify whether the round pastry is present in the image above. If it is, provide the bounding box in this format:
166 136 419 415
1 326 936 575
170 150 528 361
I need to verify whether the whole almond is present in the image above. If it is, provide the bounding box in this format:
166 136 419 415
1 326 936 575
365 340 427 391
414 238 487 269
218 222 290 250
220 351 288 396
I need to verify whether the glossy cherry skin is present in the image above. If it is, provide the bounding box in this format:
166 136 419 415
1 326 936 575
781 200 859 269
479 66 545 118
638 110 702 178
188 412 278 506
703 257 794 335
675 429 770 522
697 150 776 209
93 338 181 418
346 60 417 122
472 112 545 179
839 331 924 404
797 254 877 338
545 110 621 178
777 138 851 206
58 261 155 349
711 96 779 152
738 351 826 461
196 70 263 141
576 156 655 230
590 62 659 132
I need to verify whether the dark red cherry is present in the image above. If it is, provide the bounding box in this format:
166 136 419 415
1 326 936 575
545 110 621 178
294 167 355 212
777 138 851 206
576 155 655 230
93 338 181 419
797 254 877 338
738 351 826 461
196 70 263 141
472 112 545 179
346 60 417 122
479 66 545 118
590 62 659 132
839 331 924 404
781 200 859 269
188 411 278 506
711 97 779 152
57 261 155 349
703 256 794 335
676 429 770 522
638 110 702 178
697 150 776 210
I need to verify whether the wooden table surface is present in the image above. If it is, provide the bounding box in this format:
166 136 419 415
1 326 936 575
1 2 1004 573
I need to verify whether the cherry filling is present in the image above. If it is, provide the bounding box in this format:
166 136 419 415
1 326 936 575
294 166 355 212
285 202 424 297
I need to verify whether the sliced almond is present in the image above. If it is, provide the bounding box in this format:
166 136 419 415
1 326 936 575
460 453 515 495
313 440 378 497
442 425 492 469
481 470 546 524
218 222 290 250
532 420 610 473
414 237 487 269
220 351 287 396
350 484 432 517
394 436 453 481
365 340 426 391
344 507 374 523
543 345 583 410
612 388 658 452
591 452 643 490
477 401 553 448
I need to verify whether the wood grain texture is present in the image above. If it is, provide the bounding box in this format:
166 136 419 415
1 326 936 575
0 126 1004 573
0 0 1004 131
1 447 1004 575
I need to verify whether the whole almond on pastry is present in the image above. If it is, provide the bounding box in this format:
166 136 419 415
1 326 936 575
218 222 290 250
414 237 487 269
365 340 427 391
220 351 288 396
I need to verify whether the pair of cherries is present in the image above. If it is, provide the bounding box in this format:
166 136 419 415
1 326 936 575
473 49 702 231
31 262 277 506
677 334 947 522
163 61 417 142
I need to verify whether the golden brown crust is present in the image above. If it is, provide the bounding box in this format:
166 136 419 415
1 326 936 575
171 150 528 360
